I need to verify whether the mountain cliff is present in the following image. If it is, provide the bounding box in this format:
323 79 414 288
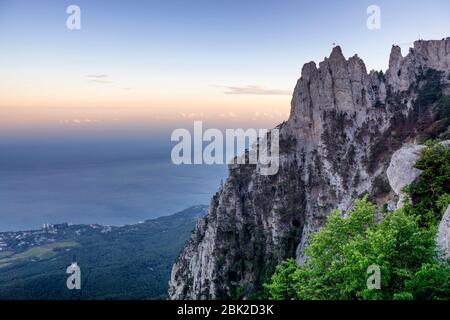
169 39 450 300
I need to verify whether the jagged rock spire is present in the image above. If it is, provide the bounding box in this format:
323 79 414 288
169 39 450 300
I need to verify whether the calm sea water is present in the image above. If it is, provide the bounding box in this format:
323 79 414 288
0 137 227 231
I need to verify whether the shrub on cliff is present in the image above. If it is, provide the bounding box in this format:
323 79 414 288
264 197 450 300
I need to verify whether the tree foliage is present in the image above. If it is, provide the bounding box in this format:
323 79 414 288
264 144 450 300
404 141 450 227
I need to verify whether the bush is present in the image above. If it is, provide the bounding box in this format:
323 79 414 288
404 142 450 227
264 143 450 300
403 263 450 300
264 198 449 300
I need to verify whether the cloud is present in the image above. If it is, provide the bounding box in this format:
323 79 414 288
85 74 109 79
221 85 291 96
61 118 103 125
85 74 113 84
180 112 206 119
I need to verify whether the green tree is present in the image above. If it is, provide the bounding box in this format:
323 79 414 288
264 198 449 300
263 259 298 300
402 263 450 300
264 143 450 300
404 142 450 227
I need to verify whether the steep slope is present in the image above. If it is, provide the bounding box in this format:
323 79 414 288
169 39 450 300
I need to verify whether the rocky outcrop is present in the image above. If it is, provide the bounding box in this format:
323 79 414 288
386 40 450 92
386 141 450 208
437 205 450 261
385 140 450 260
386 144 425 208
169 38 450 300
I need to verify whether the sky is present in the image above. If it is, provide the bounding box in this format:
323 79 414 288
1 0 450 139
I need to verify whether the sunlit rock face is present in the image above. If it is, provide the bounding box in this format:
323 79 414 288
386 144 424 208
169 38 450 300
386 140 449 209
437 205 450 261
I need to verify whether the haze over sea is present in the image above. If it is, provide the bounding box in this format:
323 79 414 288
0 134 227 232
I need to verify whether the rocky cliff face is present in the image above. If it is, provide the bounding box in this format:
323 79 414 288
169 39 450 300
385 140 450 261
386 140 450 208
386 143 425 208
437 205 450 261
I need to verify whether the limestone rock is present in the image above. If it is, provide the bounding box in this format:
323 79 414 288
169 39 450 300
437 205 450 261
386 141 450 209
386 144 424 208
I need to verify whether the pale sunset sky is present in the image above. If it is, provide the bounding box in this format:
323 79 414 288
1 0 450 139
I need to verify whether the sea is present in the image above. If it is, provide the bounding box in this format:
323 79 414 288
0 135 227 231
